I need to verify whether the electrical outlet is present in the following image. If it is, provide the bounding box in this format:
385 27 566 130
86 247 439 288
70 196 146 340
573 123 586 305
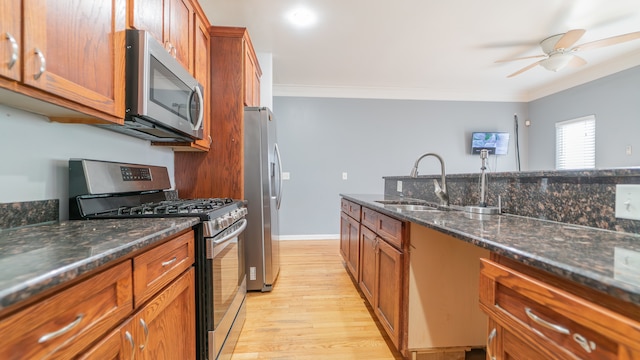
282 172 290 180
614 247 640 284
397 181 403 192
342 172 348 180
626 145 632 156
615 184 640 220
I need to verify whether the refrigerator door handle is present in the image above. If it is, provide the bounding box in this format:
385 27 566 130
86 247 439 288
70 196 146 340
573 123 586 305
274 143 283 210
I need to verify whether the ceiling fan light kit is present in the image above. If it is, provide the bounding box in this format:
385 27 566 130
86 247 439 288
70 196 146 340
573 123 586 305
498 29 640 77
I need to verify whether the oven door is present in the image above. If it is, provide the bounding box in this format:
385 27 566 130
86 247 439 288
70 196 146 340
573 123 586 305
205 218 247 360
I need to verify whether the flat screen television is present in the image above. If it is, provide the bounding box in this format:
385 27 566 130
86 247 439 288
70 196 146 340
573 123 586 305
471 132 510 155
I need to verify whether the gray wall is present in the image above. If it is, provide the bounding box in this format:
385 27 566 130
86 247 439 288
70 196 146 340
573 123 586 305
528 65 640 170
273 97 527 238
0 105 174 219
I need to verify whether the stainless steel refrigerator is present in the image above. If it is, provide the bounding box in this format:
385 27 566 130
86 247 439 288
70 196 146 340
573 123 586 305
244 107 283 291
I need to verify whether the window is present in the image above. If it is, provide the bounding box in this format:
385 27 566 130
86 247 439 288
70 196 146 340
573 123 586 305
555 115 596 170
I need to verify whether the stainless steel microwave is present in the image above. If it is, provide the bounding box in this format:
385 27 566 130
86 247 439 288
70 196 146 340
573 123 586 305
100 30 204 142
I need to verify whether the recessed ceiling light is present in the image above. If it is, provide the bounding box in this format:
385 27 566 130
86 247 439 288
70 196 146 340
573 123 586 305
287 7 317 27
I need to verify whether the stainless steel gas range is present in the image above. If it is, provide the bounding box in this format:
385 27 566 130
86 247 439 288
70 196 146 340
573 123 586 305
69 158 247 360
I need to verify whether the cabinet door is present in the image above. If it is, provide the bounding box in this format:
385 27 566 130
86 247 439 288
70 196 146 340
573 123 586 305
22 0 126 118
375 238 402 349
340 212 350 261
0 0 21 81
130 0 164 43
78 319 135 360
347 215 360 280
359 226 377 305
243 47 255 106
190 14 211 150
165 0 193 71
135 267 195 360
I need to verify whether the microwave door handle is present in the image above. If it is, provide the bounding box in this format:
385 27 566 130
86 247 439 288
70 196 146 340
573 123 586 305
189 85 204 131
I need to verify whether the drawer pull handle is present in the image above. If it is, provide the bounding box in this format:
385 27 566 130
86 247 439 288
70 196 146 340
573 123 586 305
161 257 178 267
5 32 18 69
573 333 597 353
525 307 570 335
487 328 497 360
38 314 84 343
34 47 46 80
125 330 136 360
139 318 149 350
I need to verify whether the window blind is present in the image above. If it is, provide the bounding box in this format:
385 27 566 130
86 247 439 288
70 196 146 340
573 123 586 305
555 115 596 170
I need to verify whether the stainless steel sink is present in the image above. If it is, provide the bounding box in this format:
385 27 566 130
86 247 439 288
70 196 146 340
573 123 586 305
386 204 440 212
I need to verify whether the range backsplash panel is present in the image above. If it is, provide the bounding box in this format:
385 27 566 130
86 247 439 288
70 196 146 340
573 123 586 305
0 200 59 230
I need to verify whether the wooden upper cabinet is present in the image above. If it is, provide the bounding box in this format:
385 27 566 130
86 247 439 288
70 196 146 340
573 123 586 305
130 0 194 72
166 0 193 72
16 0 126 121
243 37 262 107
174 10 210 151
0 1 21 81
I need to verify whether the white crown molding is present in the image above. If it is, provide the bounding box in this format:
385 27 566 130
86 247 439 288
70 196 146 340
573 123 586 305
273 84 529 102
273 51 640 103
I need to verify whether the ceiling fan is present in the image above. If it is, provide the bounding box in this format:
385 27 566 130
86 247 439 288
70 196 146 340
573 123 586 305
496 29 640 78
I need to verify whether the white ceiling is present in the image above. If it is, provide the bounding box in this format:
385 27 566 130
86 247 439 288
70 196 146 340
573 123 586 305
199 0 640 102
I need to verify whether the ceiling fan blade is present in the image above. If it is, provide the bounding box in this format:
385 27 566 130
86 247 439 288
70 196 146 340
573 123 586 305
554 29 586 50
507 60 543 78
568 55 587 67
573 31 640 52
495 54 546 63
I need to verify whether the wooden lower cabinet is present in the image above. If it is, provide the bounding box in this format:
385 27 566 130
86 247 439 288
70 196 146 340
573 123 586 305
340 199 361 281
83 268 196 360
355 205 405 353
480 255 640 360
0 230 196 360
374 237 403 349
358 225 377 305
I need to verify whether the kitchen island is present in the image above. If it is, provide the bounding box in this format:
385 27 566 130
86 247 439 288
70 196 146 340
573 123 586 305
341 193 640 359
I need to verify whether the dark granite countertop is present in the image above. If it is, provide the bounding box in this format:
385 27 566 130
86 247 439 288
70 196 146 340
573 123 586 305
0 217 199 312
341 194 640 306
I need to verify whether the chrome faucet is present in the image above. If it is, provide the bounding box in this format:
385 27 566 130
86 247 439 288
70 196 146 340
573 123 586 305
409 153 449 206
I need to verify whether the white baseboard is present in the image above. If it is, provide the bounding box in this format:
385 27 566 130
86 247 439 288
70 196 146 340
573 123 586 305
277 234 340 241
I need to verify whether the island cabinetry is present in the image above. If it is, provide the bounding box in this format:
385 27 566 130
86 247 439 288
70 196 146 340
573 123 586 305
0 0 126 124
340 198 361 280
479 255 640 359
0 229 196 359
174 26 261 199
358 206 406 352
407 224 489 359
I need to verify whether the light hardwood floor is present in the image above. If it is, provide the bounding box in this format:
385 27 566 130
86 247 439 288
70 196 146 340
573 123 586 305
231 239 404 360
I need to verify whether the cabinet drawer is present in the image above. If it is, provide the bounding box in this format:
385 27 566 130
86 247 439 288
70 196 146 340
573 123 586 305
133 230 195 307
376 211 403 248
361 206 378 231
479 259 640 359
341 198 361 220
362 207 403 249
0 261 133 360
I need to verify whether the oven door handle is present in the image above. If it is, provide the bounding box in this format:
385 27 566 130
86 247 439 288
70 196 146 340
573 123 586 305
207 219 247 259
